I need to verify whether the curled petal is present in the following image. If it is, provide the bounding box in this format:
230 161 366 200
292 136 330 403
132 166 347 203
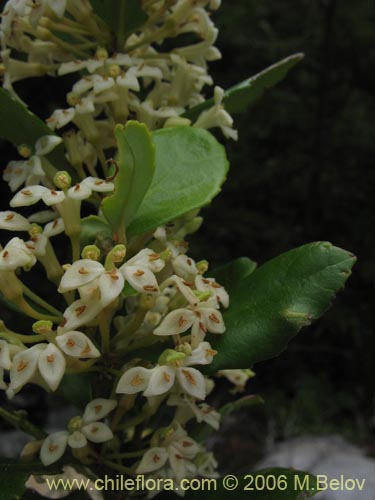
10 186 47 207
82 177 114 193
82 398 117 424
38 343 66 391
56 331 100 359
40 431 69 466
153 308 195 336
143 366 175 397
126 248 165 273
185 342 217 366
177 367 206 400
81 422 113 443
116 367 151 395
44 218 65 237
34 135 63 156
58 260 104 293
41 189 65 206
136 447 169 474
67 182 92 200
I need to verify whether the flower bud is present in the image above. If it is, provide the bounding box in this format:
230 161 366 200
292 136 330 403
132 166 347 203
108 64 121 77
175 342 192 356
158 348 186 366
32 320 53 334
81 245 101 261
96 47 108 60
17 144 32 158
196 260 209 274
29 223 43 239
194 290 212 302
66 92 81 106
54 171 72 190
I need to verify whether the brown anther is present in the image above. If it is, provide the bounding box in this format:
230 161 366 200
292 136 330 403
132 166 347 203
52 219 58 228
78 267 89 275
133 269 145 277
182 440 193 447
182 369 196 385
17 360 28 372
163 372 171 382
81 342 91 355
47 354 55 363
48 444 58 453
90 425 99 433
94 404 102 414
5 213 14 221
211 282 221 289
74 184 81 191
178 316 186 327
153 454 161 463
209 313 220 324
60 318 67 328
2 251 9 258
187 259 193 265
183 281 193 287
75 305 86 317
143 285 157 292
175 454 184 459
66 338 75 347
148 253 160 261
94 180 104 185
21 190 32 196
199 322 207 333
131 374 144 386
50 190 58 195
206 348 218 356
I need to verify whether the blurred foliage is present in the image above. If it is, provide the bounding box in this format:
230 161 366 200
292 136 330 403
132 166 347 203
189 0 373 444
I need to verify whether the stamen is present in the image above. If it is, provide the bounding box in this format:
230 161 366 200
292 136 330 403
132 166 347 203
163 372 171 382
78 267 89 275
209 313 220 324
182 369 196 385
131 374 144 386
5 213 14 221
17 360 28 372
133 269 145 276
47 354 55 363
143 285 157 292
75 305 86 317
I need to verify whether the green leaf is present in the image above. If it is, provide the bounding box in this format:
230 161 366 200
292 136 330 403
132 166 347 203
0 458 61 500
183 53 304 121
211 257 257 289
206 242 356 374
0 88 72 172
80 215 112 248
186 469 317 500
101 121 155 241
127 127 229 236
58 373 92 410
90 0 147 47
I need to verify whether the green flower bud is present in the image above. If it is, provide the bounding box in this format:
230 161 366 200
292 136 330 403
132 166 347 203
29 223 43 238
32 320 53 334
54 171 72 190
81 245 101 261
68 416 82 432
196 260 209 274
194 290 212 302
175 342 192 356
108 64 121 77
163 117 192 128
96 47 108 60
66 92 81 107
17 144 32 158
158 348 186 366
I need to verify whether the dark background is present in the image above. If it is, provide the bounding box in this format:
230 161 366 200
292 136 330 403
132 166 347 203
0 0 373 466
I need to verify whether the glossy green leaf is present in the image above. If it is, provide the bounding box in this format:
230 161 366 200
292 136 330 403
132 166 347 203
127 127 229 236
212 257 257 289
58 373 92 410
0 459 61 500
90 0 147 48
0 88 72 172
184 53 304 121
206 242 356 374
187 469 317 500
101 122 155 240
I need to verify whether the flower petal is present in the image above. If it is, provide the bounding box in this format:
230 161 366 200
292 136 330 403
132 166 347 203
136 447 169 474
56 331 100 359
38 343 66 391
58 260 104 293
143 366 175 397
10 186 47 207
116 367 151 394
177 367 206 400
98 269 124 307
40 431 68 466
0 211 31 231
122 265 159 294
81 422 113 443
59 299 100 332
41 189 65 206
9 344 44 392
201 308 225 334
185 342 216 366
82 398 117 424
67 182 92 200
34 135 63 156
153 308 195 336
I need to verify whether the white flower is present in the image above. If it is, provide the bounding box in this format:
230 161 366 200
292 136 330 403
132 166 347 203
116 342 216 400
58 298 101 333
0 236 37 270
9 177 114 208
217 369 254 394
136 425 200 483
7 332 100 395
0 339 12 390
29 0 68 27
195 275 229 308
153 296 225 347
194 86 238 140
167 394 220 430
40 399 117 466
26 218 65 257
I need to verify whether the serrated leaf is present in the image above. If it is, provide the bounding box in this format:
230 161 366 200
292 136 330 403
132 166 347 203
101 121 155 241
186 469 317 499
0 88 72 172
127 127 229 236
58 373 92 410
184 53 304 121
206 242 356 374
0 459 61 500
90 0 147 48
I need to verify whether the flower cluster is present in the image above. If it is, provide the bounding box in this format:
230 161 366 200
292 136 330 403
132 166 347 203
0 0 250 495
